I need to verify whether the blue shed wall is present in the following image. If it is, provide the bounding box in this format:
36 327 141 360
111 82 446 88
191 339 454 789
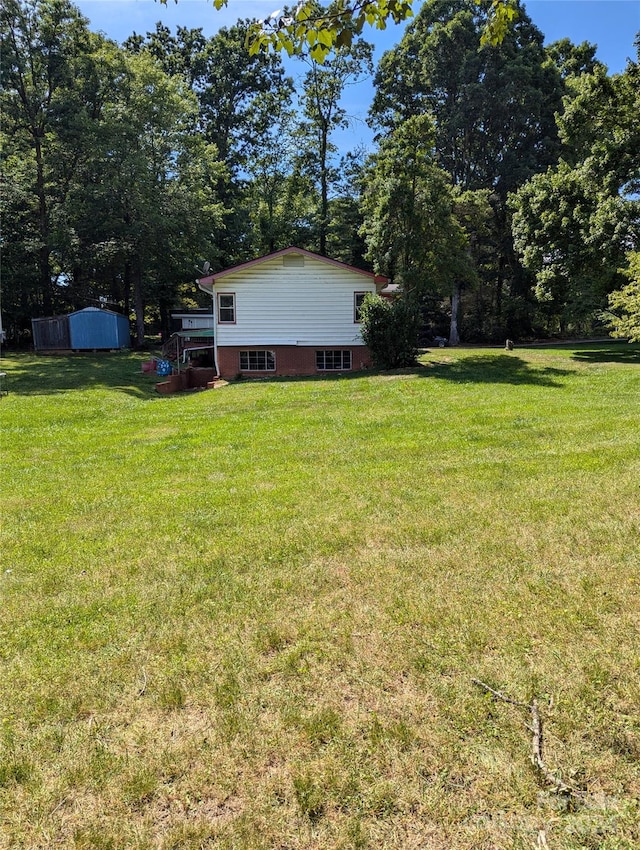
68 309 130 349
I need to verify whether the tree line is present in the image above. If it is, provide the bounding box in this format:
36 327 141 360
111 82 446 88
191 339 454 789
2 0 638 347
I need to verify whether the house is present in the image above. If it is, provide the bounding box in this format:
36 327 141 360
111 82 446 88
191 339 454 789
32 307 130 352
196 247 388 379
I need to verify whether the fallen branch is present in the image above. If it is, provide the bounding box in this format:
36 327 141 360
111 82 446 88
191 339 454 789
471 677 528 708
472 678 584 798
137 667 148 697
48 796 68 817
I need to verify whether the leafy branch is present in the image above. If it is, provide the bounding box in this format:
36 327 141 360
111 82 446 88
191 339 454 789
159 0 520 62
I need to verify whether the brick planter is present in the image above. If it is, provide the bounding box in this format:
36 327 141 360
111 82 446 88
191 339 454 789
156 367 217 394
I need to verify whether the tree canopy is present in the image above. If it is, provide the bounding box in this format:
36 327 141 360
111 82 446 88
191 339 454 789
510 50 640 333
2 0 638 348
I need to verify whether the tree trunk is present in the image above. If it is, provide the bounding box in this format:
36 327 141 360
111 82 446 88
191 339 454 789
319 121 328 256
123 264 131 319
134 265 145 348
35 135 53 315
495 254 504 320
449 282 461 346
159 301 171 342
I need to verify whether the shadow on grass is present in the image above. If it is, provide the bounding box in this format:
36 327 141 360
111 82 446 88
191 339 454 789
0 353 159 398
234 353 572 388
1 350 584 397
421 354 572 386
571 345 640 364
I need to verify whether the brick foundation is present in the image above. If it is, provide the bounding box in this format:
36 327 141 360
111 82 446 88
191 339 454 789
216 345 371 379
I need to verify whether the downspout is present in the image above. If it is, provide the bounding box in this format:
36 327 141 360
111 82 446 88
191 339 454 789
197 280 219 378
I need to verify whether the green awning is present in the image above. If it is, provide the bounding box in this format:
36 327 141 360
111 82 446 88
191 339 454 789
175 329 215 338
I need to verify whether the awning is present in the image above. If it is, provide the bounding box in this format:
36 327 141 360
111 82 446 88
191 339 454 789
175 329 215 338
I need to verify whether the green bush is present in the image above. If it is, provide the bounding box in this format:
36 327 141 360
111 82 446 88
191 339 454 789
606 251 640 343
360 294 422 369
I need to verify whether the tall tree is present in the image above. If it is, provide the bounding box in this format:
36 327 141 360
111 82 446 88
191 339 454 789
369 0 564 336
1 0 104 319
297 38 374 255
243 90 317 254
74 51 225 344
510 49 640 334
326 151 370 268
361 114 473 341
1 3 226 343
125 21 294 267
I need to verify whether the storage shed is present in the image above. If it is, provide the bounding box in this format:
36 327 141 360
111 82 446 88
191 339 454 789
69 307 130 349
32 307 130 352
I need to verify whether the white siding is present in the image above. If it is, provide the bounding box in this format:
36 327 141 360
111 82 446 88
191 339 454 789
215 255 375 346
182 317 213 329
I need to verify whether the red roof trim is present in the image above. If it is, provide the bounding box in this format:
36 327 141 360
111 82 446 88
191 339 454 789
197 246 388 286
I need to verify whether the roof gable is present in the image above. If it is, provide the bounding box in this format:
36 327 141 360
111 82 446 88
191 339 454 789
68 306 123 318
197 247 388 287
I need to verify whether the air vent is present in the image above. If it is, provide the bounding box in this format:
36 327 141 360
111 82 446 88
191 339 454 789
283 253 305 268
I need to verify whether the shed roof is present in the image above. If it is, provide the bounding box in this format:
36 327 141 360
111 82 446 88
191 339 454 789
68 306 125 318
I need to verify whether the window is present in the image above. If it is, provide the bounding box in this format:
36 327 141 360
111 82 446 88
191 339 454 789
217 293 235 323
239 350 275 371
354 292 367 323
316 350 352 371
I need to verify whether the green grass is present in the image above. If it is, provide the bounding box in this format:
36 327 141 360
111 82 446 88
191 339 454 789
0 345 639 849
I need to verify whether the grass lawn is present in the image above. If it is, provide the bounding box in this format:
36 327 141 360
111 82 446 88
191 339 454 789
0 344 639 849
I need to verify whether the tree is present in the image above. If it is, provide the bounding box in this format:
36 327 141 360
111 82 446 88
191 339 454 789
126 21 291 166
606 253 640 343
510 50 640 334
126 20 293 268
76 51 225 344
1 2 226 344
510 163 627 333
370 0 563 196
326 151 370 268
544 37 603 80
368 0 565 337
361 114 474 342
1 0 104 321
243 90 317 254
296 39 374 255
449 188 493 343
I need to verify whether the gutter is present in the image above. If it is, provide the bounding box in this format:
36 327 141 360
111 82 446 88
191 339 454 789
197 280 219 378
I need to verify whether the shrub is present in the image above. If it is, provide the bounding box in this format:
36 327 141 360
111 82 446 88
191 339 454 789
360 294 422 369
606 252 640 342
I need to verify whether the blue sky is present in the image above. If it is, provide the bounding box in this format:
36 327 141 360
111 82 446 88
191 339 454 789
75 0 639 152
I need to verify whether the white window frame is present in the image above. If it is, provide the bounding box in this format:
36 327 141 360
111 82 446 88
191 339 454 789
316 350 352 371
217 292 236 324
239 350 276 371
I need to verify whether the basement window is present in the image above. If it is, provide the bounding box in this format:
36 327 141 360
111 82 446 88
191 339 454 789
316 350 352 371
239 350 275 371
